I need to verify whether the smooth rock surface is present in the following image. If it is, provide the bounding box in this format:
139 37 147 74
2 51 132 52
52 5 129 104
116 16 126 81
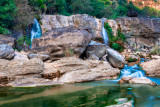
141 59 160 77
0 44 15 60
42 57 120 83
106 48 126 68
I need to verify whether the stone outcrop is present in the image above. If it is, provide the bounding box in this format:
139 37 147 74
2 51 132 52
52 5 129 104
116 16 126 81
140 59 160 77
116 17 160 49
0 44 15 60
0 34 15 48
106 48 126 68
31 27 92 61
42 57 120 83
41 14 102 39
118 77 157 85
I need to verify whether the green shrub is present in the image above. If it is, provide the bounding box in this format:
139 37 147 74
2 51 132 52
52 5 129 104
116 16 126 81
17 36 31 45
0 26 10 35
149 46 160 56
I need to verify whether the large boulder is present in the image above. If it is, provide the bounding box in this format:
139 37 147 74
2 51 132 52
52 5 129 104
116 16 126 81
106 48 126 68
0 44 15 60
83 41 107 60
41 14 102 39
42 57 120 83
140 59 160 77
31 27 92 61
0 34 15 48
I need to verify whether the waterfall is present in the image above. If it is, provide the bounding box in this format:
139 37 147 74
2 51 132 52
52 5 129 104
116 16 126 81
30 18 42 43
120 64 146 79
101 19 109 46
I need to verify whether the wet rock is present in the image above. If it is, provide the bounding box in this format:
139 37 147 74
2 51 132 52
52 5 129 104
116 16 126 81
106 48 126 68
28 54 50 61
140 59 160 77
0 44 15 60
118 77 157 85
30 27 92 61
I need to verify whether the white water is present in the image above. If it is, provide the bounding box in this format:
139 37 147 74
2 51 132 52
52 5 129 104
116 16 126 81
101 19 109 46
31 18 42 43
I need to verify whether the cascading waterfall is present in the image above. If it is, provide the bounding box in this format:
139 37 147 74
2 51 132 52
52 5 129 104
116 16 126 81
30 18 42 43
101 19 109 46
119 58 160 84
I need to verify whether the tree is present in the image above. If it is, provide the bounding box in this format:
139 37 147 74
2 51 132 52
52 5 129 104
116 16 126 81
0 0 16 34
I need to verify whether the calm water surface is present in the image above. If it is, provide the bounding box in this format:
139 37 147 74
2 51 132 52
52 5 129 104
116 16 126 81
0 80 160 107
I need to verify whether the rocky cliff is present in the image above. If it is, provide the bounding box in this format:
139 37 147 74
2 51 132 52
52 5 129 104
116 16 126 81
116 17 160 49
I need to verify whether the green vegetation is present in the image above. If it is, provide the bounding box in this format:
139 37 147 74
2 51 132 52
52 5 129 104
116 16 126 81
104 22 126 52
17 36 31 45
0 0 160 35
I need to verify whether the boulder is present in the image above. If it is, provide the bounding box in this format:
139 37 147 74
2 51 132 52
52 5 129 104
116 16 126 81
0 44 15 60
106 48 126 68
28 54 50 61
31 27 92 61
140 59 160 77
41 14 102 39
83 41 107 60
42 57 120 83
0 34 15 48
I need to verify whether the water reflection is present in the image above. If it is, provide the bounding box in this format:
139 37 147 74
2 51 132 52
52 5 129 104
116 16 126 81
0 81 159 107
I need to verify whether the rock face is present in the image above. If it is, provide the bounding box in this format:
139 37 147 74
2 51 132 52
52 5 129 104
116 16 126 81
31 27 92 61
0 44 15 60
116 17 160 49
42 57 120 83
106 48 126 68
41 14 102 39
0 34 15 48
140 59 160 77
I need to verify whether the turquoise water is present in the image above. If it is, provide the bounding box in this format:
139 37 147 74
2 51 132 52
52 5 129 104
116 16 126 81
0 80 160 107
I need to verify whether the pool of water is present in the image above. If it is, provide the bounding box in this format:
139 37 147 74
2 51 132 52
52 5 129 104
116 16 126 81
0 80 160 107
